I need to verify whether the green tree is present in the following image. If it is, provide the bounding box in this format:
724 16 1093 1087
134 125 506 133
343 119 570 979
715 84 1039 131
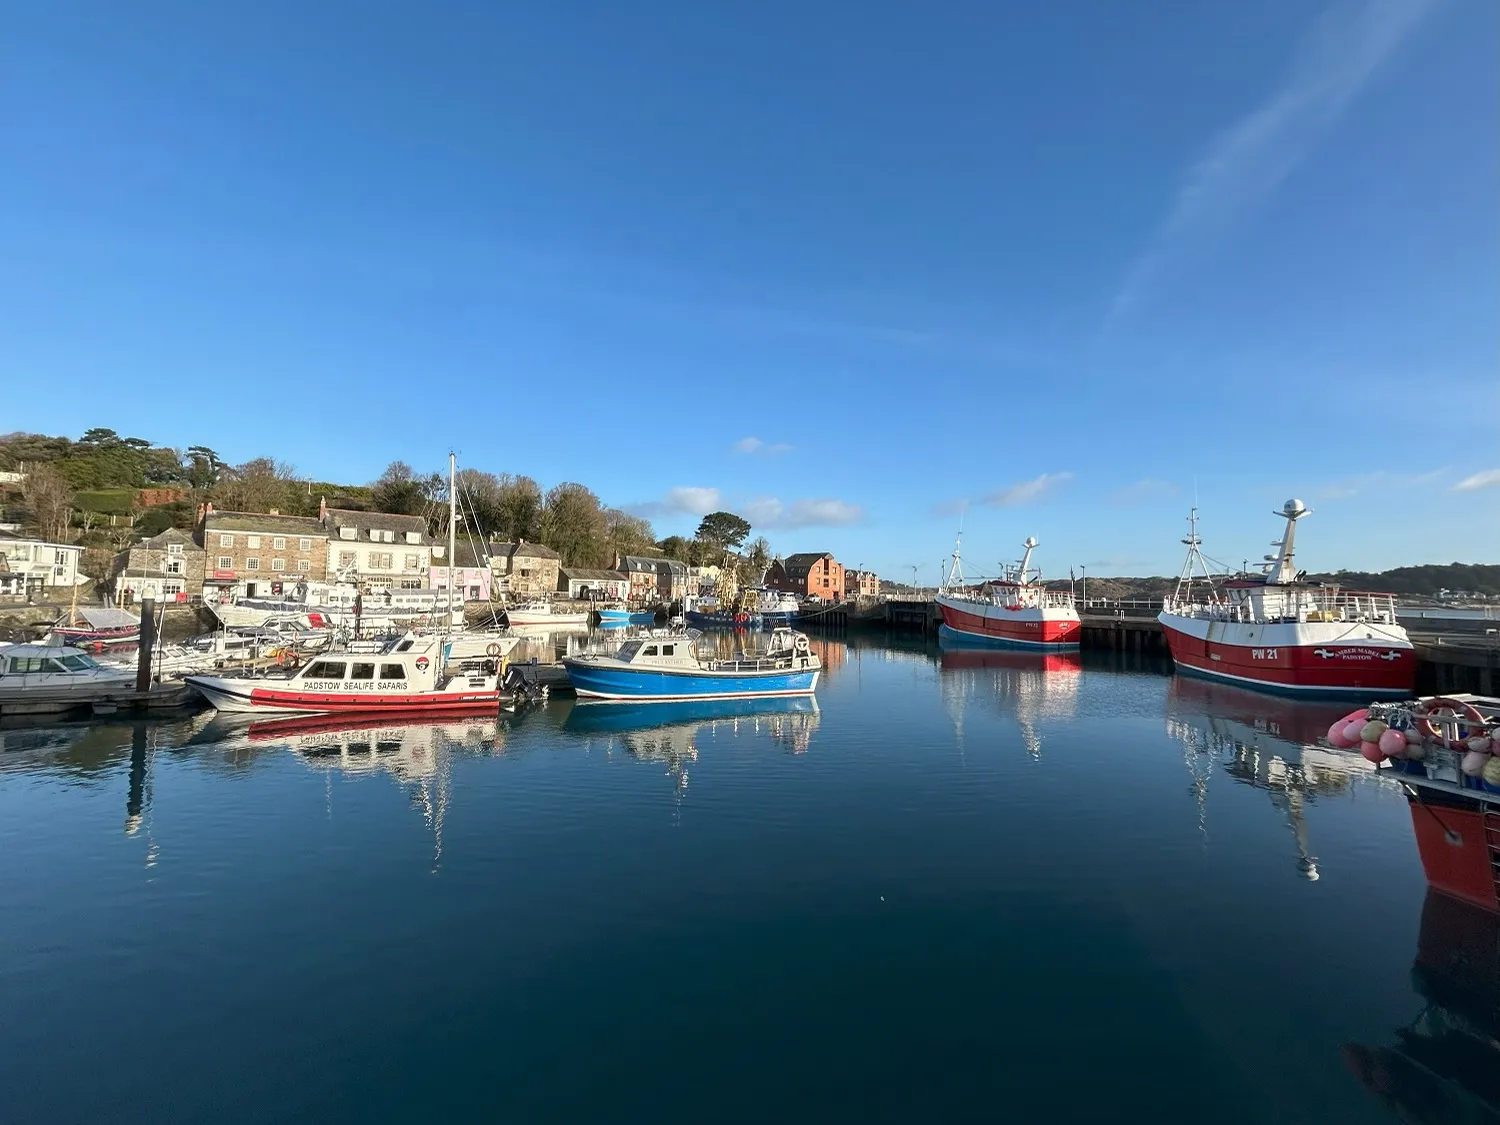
494 474 543 542
696 511 752 551
78 427 121 447
658 535 693 563
370 461 430 516
184 446 224 490
540 482 608 567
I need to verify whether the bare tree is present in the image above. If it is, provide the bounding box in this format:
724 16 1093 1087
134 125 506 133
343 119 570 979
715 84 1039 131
21 463 72 542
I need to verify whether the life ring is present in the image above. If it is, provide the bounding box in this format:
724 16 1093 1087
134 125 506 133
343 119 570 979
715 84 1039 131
1416 698 1488 750
486 642 502 658
793 635 809 654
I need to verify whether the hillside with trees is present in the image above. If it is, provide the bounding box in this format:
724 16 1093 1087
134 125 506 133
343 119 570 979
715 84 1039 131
0 429 785 586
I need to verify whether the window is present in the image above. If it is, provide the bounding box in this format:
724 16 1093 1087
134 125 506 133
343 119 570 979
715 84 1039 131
167 543 184 555
642 644 658 656
245 558 260 570
165 558 183 575
273 537 286 549
299 537 312 551
404 553 420 570
271 558 285 571
217 556 232 569
370 552 394 570
380 663 406 680
297 560 311 572
220 534 234 547
661 644 674 656
350 662 376 680
304 661 347 679
164 582 182 595
405 531 420 544
340 527 356 540
247 536 261 549
338 551 356 568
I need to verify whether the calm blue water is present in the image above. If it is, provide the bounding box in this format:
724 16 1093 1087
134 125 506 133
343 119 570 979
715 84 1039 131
0 635 1481 1124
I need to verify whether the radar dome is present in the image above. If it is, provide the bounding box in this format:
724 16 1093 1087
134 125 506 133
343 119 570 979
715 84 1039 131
1282 499 1307 517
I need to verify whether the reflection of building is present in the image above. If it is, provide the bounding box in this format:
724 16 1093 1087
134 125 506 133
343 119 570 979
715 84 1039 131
1343 889 1500 1124
938 644 1082 758
1164 674 1401 879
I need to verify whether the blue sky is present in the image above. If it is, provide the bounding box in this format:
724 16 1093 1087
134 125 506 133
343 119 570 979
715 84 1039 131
3 0 1495 580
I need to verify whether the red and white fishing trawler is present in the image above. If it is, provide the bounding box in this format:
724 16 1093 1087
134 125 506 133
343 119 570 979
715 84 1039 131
935 536 1081 649
183 634 503 715
1158 500 1414 696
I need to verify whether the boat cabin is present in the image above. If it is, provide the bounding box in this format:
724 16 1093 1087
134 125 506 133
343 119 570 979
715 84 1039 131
1208 579 1400 626
0 644 134 688
287 636 485 694
605 627 816 672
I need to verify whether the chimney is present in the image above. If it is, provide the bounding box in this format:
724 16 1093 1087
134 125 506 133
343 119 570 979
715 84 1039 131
318 496 327 521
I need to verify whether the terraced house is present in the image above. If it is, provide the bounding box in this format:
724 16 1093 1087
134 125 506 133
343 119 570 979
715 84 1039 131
111 527 205 603
767 552 845 601
320 501 435 589
199 506 328 601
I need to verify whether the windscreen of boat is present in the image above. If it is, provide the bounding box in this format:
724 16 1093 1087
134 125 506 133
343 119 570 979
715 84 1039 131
58 654 99 671
615 640 643 661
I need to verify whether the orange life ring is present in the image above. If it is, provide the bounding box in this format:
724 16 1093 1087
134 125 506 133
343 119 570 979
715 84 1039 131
1416 697 1488 750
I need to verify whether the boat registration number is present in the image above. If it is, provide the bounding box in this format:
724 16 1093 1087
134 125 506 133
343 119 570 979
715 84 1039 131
1250 648 1279 660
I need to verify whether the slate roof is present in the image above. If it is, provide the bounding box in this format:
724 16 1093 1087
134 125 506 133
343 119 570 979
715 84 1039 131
560 568 629 582
324 507 432 544
203 511 326 537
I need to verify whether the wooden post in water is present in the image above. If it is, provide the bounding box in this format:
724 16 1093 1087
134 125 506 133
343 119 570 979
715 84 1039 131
135 597 157 693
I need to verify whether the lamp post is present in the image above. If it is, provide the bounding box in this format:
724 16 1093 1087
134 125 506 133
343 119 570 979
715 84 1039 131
1080 564 1087 608
911 564 920 597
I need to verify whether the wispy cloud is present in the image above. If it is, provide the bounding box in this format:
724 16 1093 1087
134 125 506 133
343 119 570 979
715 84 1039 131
1108 0 1439 322
1109 479 1179 505
742 496 865 530
627 485 721 519
980 472 1074 509
1453 468 1500 493
733 436 793 456
1312 467 1447 501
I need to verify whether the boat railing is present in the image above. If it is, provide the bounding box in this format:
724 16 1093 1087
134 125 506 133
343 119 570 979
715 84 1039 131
705 653 813 673
1164 588 1401 625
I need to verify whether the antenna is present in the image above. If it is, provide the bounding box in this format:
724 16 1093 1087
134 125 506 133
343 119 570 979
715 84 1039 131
1171 507 1217 604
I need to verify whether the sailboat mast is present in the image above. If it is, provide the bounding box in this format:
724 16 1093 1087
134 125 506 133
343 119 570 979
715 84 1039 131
447 451 456 625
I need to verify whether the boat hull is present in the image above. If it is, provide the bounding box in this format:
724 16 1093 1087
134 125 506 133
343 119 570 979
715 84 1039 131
1159 612 1414 696
183 675 502 715
506 612 590 626
935 598 1080 649
561 660 818 702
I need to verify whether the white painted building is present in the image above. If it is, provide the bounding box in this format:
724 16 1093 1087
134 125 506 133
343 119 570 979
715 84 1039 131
321 502 435 589
0 532 83 595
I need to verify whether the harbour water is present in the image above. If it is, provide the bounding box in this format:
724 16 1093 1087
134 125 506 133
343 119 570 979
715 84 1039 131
0 634 1477 1123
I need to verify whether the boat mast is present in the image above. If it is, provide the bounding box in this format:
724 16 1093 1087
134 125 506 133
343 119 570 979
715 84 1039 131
1265 499 1308 586
943 531 964 591
447 451 456 627
1172 507 1216 603
1016 537 1038 586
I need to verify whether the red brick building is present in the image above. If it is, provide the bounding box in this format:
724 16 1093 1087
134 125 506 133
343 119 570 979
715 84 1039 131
767 552 844 600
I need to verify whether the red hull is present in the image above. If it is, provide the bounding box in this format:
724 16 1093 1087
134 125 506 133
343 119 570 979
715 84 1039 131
245 687 501 714
1161 624 1414 694
937 603 1080 648
1408 801 1500 913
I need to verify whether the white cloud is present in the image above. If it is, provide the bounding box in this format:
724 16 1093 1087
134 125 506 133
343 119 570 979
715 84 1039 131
1109 479 1179 505
980 472 1074 508
1312 468 1448 501
733 436 793 455
1453 468 1500 493
1109 0 1438 322
743 496 865 530
627 485 721 519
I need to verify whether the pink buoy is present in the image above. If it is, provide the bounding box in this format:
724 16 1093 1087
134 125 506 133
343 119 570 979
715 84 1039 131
1360 741 1385 764
1343 719 1366 744
1462 750 1489 776
1328 721 1355 748
1379 729 1407 757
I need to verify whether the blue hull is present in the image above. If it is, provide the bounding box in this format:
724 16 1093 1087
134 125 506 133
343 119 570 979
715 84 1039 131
597 609 655 623
685 611 762 629
562 660 819 701
564 695 819 731
937 624 1080 651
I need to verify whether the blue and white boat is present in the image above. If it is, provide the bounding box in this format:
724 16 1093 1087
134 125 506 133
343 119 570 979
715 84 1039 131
596 605 656 625
562 627 820 701
755 588 800 626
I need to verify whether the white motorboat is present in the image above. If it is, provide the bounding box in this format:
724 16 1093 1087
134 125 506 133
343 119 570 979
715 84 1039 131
504 599 591 627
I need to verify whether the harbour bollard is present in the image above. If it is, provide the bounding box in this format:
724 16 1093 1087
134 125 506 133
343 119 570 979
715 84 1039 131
135 597 157 693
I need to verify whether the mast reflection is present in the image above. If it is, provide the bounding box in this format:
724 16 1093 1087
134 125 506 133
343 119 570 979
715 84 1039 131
1165 675 1400 880
1343 890 1500 1124
937 645 1081 759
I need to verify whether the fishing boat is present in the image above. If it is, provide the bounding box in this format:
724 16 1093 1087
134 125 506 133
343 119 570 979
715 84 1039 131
754 588 800 626
1158 501 1415 696
45 606 141 649
562 627 820 701
935 536 1080 648
504 599 591 627
596 604 655 625
183 634 504 715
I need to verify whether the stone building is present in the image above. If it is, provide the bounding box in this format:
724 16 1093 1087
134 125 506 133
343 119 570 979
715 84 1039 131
200 507 328 601
489 541 562 598
111 527 205 603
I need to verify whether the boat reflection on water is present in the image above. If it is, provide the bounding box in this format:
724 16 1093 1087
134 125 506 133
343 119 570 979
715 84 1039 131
564 696 821 809
1165 674 1399 879
1343 889 1500 1125
937 643 1081 758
